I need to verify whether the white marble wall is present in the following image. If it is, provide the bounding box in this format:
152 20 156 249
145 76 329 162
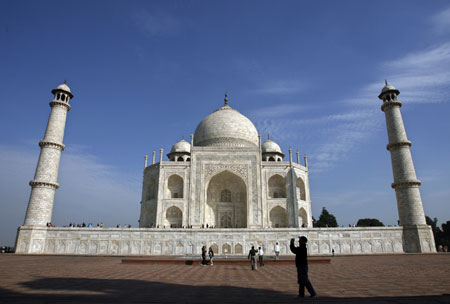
15 226 436 255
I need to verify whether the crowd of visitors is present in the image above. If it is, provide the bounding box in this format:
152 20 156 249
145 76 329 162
44 222 137 228
0 246 14 253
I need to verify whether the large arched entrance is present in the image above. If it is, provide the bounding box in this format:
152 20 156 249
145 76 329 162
165 206 182 228
206 171 247 228
269 206 288 228
298 207 308 228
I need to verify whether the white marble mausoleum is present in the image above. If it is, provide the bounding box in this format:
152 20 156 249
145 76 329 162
139 94 312 231
15 83 436 256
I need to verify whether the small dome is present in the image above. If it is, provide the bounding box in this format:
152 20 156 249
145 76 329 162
52 82 74 98
57 83 71 93
170 139 191 154
194 104 259 147
378 81 399 99
262 139 282 154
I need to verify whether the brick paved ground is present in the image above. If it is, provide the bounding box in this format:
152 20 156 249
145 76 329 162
0 254 449 303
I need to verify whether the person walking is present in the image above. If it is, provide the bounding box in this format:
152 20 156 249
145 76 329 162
248 246 258 270
274 242 280 261
208 246 214 266
201 245 207 266
258 246 264 266
290 236 317 299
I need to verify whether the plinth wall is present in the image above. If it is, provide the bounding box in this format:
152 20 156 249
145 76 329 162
15 226 436 256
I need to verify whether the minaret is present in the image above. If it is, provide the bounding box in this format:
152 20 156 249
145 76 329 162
379 81 435 252
24 82 73 226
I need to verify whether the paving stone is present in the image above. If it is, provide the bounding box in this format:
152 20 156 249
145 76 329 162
0 254 449 303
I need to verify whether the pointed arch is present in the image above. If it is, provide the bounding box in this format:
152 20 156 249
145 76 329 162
206 170 247 228
167 174 183 198
296 177 306 201
268 174 286 198
298 207 308 227
165 206 182 228
269 206 288 228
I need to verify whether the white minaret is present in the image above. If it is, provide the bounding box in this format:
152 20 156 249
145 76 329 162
23 82 73 226
379 81 435 252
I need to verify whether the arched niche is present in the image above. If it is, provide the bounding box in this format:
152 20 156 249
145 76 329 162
269 206 288 228
268 174 286 198
222 243 231 254
296 177 306 201
298 207 308 228
210 243 219 255
165 206 182 228
235 243 243 254
206 170 247 228
167 174 183 198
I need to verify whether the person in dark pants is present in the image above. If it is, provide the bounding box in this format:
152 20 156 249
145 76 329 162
290 236 317 298
208 246 214 266
201 245 207 266
248 246 258 270
258 246 264 266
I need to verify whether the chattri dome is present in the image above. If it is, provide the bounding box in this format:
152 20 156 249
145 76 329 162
262 139 282 154
170 139 191 154
378 80 400 99
193 97 259 147
52 82 74 98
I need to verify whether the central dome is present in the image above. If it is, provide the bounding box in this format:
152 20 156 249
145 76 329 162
194 102 259 147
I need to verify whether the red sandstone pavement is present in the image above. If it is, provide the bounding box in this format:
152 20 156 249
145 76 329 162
0 254 449 303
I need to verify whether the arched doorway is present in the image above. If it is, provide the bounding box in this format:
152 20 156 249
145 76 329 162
298 207 308 227
269 206 288 228
167 175 183 198
296 177 306 201
268 174 286 198
206 171 247 228
166 206 182 228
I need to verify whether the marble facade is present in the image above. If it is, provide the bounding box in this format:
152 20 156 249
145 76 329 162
16 226 436 255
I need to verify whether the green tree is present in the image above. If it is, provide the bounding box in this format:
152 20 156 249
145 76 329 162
440 220 450 248
314 207 338 227
356 218 384 227
426 216 442 250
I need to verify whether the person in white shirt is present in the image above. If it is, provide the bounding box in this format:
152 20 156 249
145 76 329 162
274 242 280 261
258 246 264 266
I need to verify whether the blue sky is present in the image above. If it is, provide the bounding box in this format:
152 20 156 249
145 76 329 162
1 0 450 246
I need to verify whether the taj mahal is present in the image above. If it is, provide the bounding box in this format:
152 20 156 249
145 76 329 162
139 93 312 231
15 82 436 256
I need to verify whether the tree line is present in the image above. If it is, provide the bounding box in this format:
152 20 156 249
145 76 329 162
312 208 450 250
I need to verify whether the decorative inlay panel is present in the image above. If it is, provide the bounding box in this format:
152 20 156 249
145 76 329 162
205 164 248 179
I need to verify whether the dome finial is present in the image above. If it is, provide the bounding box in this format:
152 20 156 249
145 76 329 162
267 133 270 140
64 79 67 85
224 91 228 105
385 79 388 86
182 134 184 140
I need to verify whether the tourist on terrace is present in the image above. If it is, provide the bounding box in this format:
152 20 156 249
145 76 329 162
208 246 214 266
201 246 207 266
258 246 264 266
248 246 258 270
290 236 317 299
274 242 280 261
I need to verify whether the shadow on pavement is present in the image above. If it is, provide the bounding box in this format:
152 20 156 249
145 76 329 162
0 277 448 303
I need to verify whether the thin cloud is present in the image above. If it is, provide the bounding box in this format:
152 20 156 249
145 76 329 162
0 144 140 245
251 79 306 95
310 113 381 173
250 104 310 119
132 9 180 37
307 41 450 172
431 5 450 34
